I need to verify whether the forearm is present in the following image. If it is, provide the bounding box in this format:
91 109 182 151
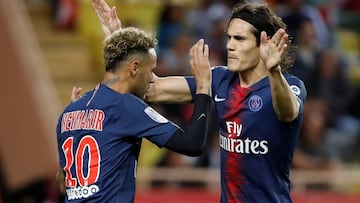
164 94 211 156
145 76 193 103
268 66 299 122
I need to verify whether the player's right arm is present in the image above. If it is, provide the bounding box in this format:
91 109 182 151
145 76 192 103
92 0 122 37
163 39 211 156
146 39 211 103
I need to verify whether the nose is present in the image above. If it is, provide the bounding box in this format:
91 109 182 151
226 39 235 51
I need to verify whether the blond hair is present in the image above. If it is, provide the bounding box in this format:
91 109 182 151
103 27 158 72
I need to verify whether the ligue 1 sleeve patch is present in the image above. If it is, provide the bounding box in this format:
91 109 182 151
290 85 301 96
144 107 169 123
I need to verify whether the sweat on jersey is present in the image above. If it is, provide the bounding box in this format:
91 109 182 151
186 66 307 203
56 84 179 202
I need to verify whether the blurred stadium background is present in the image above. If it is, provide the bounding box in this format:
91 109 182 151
0 0 360 202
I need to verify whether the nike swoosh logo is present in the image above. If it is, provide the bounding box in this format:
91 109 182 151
197 113 206 120
214 95 226 102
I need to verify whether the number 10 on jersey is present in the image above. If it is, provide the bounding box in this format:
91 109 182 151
62 135 101 187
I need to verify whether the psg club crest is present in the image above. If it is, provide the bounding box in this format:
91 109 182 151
248 95 263 112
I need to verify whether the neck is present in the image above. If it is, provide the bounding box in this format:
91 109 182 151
238 63 267 87
102 72 130 94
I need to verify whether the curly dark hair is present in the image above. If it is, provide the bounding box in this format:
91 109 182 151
103 27 158 72
228 2 296 71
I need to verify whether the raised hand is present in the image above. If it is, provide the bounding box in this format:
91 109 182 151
92 0 122 37
189 39 211 95
260 28 288 71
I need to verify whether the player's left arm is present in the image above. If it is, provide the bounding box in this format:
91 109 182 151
268 67 300 122
260 29 299 122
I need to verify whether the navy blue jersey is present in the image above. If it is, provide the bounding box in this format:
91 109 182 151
56 84 178 202
186 66 307 203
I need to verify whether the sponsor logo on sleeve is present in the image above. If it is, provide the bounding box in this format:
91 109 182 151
144 107 169 123
290 85 301 96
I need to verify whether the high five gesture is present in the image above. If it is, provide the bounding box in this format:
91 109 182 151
92 0 121 37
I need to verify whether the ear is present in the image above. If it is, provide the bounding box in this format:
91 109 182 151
129 60 140 77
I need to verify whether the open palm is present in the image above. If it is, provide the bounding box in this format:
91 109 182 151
92 0 122 37
260 29 288 71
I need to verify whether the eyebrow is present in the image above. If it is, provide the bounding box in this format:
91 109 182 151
226 33 246 40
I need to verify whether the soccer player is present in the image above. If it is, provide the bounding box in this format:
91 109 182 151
57 27 212 202
89 0 307 202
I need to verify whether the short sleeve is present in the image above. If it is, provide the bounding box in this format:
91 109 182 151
121 95 180 147
286 75 307 116
185 76 196 99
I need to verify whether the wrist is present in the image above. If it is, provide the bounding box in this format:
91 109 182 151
268 65 281 75
195 83 211 95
